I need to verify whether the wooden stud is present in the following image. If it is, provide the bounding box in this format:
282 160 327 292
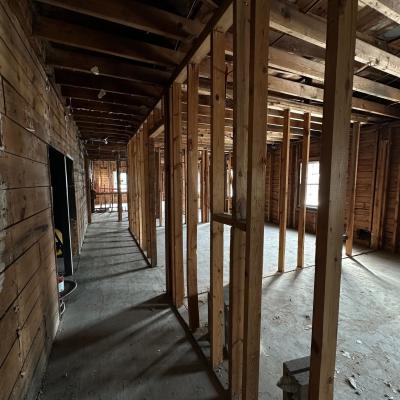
210 28 226 368
371 129 392 249
186 63 200 330
148 138 158 266
229 0 250 396
171 83 184 306
84 157 92 224
345 122 361 256
392 163 400 252
309 1 357 399
278 109 291 273
297 113 311 268
116 151 123 222
242 0 270 398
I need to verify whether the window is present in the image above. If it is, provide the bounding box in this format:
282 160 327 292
300 161 320 207
113 171 127 192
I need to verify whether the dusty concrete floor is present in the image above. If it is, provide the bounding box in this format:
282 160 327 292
157 219 366 293
157 216 400 399
257 250 400 399
39 212 223 400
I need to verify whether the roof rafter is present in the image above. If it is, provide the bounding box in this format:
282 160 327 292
36 0 204 42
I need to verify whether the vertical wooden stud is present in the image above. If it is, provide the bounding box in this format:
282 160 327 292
210 28 226 368
297 113 311 268
229 0 250 396
242 0 270 398
116 152 123 222
187 63 200 330
345 122 360 256
278 109 291 273
309 0 357 399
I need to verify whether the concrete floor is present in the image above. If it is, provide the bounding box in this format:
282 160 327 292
156 219 366 293
258 250 400 399
157 217 400 399
39 212 223 400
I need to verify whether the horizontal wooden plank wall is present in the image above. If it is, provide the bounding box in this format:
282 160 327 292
264 124 400 253
0 1 88 399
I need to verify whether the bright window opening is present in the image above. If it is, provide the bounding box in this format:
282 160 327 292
300 161 320 207
113 171 127 192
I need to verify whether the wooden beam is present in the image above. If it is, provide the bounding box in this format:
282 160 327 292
84 157 92 223
210 28 226 368
242 0 270 398
200 150 210 222
361 0 400 25
148 137 158 266
268 46 400 104
270 0 400 79
36 0 204 41
172 1 233 84
309 1 357 399
55 69 161 99
297 113 311 268
70 99 147 116
392 162 400 252
47 47 171 85
229 1 249 395
116 152 123 222
278 109 290 273
345 122 361 256
34 16 184 67
371 129 392 249
186 63 200 330
62 86 154 109
169 83 184 306
143 123 152 257
71 109 140 122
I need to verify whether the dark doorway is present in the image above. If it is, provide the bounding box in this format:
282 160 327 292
49 146 73 276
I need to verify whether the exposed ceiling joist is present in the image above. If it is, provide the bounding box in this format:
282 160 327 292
47 47 171 85
69 98 147 116
35 0 204 42
270 0 400 78
361 0 400 25
54 69 161 99
34 16 184 67
61 86 154 109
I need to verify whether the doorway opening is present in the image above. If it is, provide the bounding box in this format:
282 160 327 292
49 146 74 276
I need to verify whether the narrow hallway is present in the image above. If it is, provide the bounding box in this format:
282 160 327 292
39 213 222 400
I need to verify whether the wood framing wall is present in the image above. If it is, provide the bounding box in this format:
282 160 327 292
265 124 400 252
127 125 158 266
92 160 128 206
0 1 88 399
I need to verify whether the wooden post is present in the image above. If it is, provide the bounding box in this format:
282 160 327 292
210 28 226 368
345 122 361 256
297 113 311 268
229 0 250 396
371 129 391 249
116 151 123 222
143 123 152 256
291 144 299 228
155 148 160 221
186 63 200 330
164 94 173 297
169 83 184 306
392 163 400 252
309 0 357 399
278 109 291 273
242 0 270 398
84 157 92 224
148 138 158 266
